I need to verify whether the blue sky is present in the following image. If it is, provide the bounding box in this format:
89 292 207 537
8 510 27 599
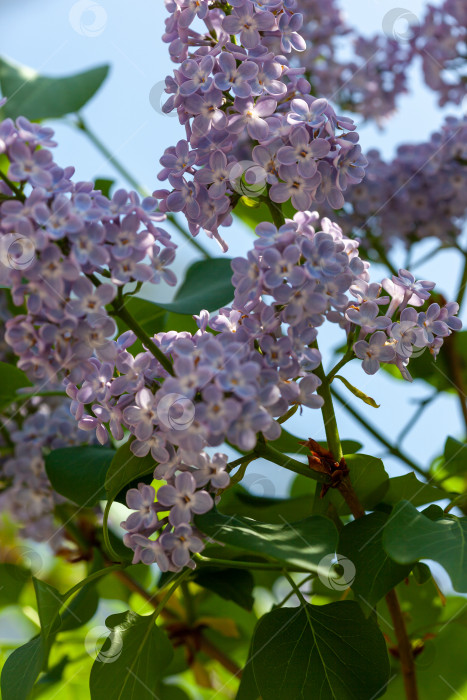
2 0 465 498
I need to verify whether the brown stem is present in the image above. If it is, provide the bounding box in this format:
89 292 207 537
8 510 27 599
443 333 467 434
336 477 418 700
337 476 366 519
198 636 242 677
385 590 419 700
114 570 241 678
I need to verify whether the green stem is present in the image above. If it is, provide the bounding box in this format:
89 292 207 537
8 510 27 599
62 564 124 603
263 197 285 228
75 114 148 195
153 569 191 620
276 573 315 608
456 251 467 310
0 170 25 201
326 349 354 384
254 440 331 484
282 570 308 607
314 354 343 461
111 298 174 375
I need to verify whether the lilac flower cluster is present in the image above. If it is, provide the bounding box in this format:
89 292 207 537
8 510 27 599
411 0 467 107
295 4 410 124
230 213 461 381
157 0 368 249
334 116 467 249
350 271 462 380
0 117 177 385
121 453 228 571
0 397 95 545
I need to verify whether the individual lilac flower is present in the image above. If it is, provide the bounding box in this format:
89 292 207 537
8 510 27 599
217 360 260 399
389 307 422 359
131 431 170 463
223 3 276 49
334 145 368 190
350 280 390 306
179 55 214 96
287 97 328 128
250 60 287 97
195 385 241 439
176 0 209 28
277 127 330 178
8 141 54 188
128 534 170 569
166 178 200 219
157 472 213 526
33 194 84 238
67 278 116 317
192 452 230 489
184 90 227 135
438 302 462 331
278 12 306 53
229 97 277 140
151 246 177 286
354 331 396 374
123 484 159 531
270 165 320 212
383 270 435 316
123 388 158 441
315 161 345 209
417 303 451 344
159 140 197 180
296 373 324 409
262 244 304 288
194 150 231 199
213 52 258 98
391 269 435 302
345 301 391 332
160 524 204 568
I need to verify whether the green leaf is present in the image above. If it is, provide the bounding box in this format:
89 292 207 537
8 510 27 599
412 562 432 585
90 610 174 700
330 453 389 514
219 487 314 524
105 441 156 504
339 512 413 612
156 258 234 314
0 563 29 606
157 686 191 700
192 567 255 611
59 584 99 632
0 361 32 410
1 636 44 700
334 375 380 408
195 510 338 573
236 650 260 700
94 178 115 198
0 57 109 121
32 656 69 698
440 436 467 478
383 500 467 592
45 446 115 507
382 472 445 507
33 578 63 639
116 297 168 337
250 601 390 700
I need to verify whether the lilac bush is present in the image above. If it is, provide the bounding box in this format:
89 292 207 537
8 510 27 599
1 2 467 699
